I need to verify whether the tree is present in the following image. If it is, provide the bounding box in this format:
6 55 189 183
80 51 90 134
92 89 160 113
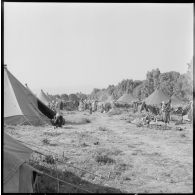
76 92 87 100
174 73 192 100
106 85 115 95
133 82 143 100
61 94 69 101
69 94 79 101
159 71 180 97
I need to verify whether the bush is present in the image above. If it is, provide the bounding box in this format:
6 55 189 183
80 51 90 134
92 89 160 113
95 155 115 165
136 122 144 127
98 127 109 131
42 138 50 145
43 155 55 164
84 118 91 123
42 138 58 146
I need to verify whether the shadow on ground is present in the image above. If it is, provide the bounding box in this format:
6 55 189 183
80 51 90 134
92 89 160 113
33 164 123 193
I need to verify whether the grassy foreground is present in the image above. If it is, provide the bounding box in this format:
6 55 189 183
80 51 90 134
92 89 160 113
5 110 193 193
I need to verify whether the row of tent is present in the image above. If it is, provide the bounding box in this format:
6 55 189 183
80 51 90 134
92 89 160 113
36 83 188 109
4 64 189 127
102 88 188 107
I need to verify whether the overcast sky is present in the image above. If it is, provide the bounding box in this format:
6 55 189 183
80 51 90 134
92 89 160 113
4 3 193 95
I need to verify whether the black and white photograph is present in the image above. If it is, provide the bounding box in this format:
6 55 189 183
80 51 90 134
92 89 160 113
3 2 193 193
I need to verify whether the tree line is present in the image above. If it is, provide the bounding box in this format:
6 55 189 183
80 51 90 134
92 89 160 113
49 60 193 102
90 60 193 101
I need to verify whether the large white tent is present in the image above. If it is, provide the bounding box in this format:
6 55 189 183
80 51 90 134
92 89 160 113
4 133 38 192
4 66 52 126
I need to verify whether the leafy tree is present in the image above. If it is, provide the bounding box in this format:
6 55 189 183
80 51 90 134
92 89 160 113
61 94 69 101
106 85 115 95
69 94 79 101
159 71 180 97
133 82 143 100
76 92 87 100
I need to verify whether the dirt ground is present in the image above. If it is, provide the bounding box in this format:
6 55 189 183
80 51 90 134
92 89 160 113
5 110 193 193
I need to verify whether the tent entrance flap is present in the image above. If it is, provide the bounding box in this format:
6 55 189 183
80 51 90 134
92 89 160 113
37 99 55 119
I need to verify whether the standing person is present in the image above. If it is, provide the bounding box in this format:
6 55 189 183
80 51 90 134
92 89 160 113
89 102 92 114
162 100 171 125
167 99 172 122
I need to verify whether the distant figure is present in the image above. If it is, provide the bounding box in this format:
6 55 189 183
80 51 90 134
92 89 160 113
100 103 104 113
162 100 171 125
59 101 64 110
51 112 65 128
89 102 92 114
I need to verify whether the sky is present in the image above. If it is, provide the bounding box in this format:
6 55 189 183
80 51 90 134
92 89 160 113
4 3 193 95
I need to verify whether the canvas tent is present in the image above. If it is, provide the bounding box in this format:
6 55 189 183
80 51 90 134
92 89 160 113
26 86 56 120
4 66 54 126
144 88 170 105
38 89 51 106
3 133 38 193
117 93 138 104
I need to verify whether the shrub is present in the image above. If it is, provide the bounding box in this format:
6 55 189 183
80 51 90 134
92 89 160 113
42 138 58 146
81 142 89 147
43 155 55 164
84 118 91 123
98 127 109 131
95 155 115 165
136 122 143 127
42 138 50 145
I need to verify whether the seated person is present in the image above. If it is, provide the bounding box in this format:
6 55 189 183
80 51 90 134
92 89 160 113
51 112 65 128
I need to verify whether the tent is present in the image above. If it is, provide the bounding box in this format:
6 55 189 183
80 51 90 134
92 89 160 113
38 89 51 106
4 66 54 126
26 86 56 120
3 133 38 193
117 93 138 104
144 88 170 105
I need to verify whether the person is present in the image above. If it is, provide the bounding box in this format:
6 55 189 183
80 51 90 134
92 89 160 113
89 102 92 114
162 100 171 125
59 101 63 110
52 112 65 128
100 103 104 113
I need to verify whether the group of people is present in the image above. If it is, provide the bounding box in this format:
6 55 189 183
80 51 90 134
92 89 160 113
79 99 114 114
141 99 172 125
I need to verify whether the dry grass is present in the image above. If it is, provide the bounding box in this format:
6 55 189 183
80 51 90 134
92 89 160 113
29 156 123 193
66 117 91 125
108 109 122 116
43 132 63 137
5 110 193 193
